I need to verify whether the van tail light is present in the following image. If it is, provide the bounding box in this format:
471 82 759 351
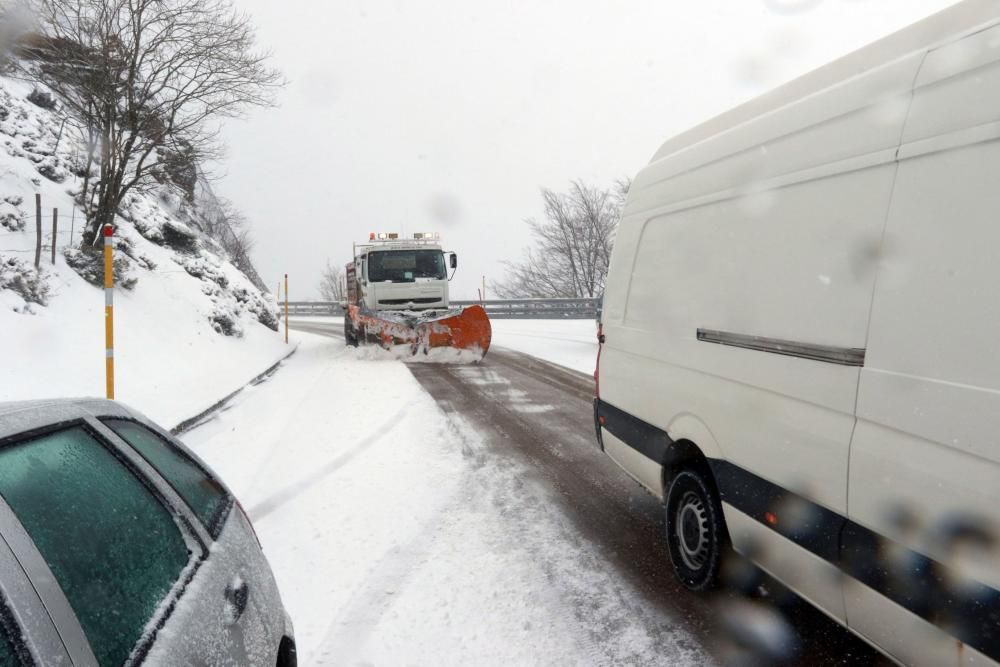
235 498 263 550
594 324 604 398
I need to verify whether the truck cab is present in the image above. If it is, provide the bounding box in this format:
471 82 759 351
348 234 456 313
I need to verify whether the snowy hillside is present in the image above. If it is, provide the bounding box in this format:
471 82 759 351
0 72 288 426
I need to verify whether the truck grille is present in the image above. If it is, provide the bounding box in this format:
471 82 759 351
378 297 442 305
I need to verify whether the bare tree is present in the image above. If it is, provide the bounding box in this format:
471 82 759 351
19 0 282 245
495 179 629 298
318 261 345 303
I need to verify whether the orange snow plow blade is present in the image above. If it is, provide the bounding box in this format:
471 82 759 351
421 304 492 355
350 304 492 360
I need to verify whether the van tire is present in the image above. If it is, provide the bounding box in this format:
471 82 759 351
665 468 725 591
276 636 297 667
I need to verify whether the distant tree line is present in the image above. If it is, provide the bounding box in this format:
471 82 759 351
495 179 629 299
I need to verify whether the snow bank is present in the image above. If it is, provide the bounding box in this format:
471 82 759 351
489 319 598 375
0 74 287 426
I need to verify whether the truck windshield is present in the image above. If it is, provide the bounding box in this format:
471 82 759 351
368 250 446 282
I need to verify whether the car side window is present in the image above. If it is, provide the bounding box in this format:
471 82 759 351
104 419 231 536
0 426 191 667
0 621 18 667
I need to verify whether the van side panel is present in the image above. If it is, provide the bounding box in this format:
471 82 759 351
605 163 898 505
848 27 1000 665
598 35 924 630
601 163 904 631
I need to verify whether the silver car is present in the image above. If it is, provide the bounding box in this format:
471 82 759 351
0 400 296 666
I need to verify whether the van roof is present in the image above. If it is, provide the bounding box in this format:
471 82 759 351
650 0 1000 164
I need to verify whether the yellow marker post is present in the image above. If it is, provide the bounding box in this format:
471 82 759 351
284 274 289 344
103 224 115 399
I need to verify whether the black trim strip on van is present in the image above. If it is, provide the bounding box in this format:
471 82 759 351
597 403 999 660
708 459 843 563
595 399 673 463
707 459 1000 662
696 328 866 367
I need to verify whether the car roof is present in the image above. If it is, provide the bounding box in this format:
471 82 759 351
0 398 134 441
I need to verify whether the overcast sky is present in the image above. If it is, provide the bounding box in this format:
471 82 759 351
216 0 960 300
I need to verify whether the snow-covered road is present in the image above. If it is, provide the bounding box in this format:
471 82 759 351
184 333 710 665
185 323 886 666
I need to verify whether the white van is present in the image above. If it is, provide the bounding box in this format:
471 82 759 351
594 2 1000 665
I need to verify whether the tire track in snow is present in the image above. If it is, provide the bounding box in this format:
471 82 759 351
245 403 412 522
308 415 485 665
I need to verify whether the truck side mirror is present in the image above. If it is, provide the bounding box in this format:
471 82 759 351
450 253 458 269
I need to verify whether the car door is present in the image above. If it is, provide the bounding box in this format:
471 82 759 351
0 421 210 666
0 529 72 667
99 418 279 666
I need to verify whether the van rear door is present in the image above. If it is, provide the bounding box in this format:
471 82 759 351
847 24 1000 666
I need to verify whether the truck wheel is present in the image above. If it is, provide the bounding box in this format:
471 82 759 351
665 468 725 591
343 320 358 347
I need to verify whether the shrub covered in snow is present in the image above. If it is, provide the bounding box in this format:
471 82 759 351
0 255 49 307
1 196 25 231
26 88 56 110
160 220 200 254
210 307 242 336
63 248 138 290
181 256 228 288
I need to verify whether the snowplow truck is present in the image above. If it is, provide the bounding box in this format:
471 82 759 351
342 233 492 359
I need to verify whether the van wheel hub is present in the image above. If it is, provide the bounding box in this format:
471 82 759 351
676 491 710 570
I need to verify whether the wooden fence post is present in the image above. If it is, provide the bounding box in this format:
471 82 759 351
34 194 41 268
51 208 57 264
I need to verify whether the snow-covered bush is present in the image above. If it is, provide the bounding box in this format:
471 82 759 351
233 286 279 331
160 221 199 254
181 256 228 289
63 247 138 290
26 88 56 110
113 237 157 271
0 256 49 306
1 196 25 231
210 307 242 337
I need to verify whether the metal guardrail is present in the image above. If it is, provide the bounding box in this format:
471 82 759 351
453 298 600 320
284 301 344 316
282 298 601 320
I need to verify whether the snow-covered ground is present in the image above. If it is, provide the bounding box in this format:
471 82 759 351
287 316 599 376
489 319 598 375
185 331 708 666
0 259 290 427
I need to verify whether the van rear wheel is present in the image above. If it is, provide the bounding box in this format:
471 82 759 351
665 468 725 591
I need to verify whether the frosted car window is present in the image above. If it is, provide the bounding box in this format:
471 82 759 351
0 622 16 667
0 426 190 667
104 419 230 536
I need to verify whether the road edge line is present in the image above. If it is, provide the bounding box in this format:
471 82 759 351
170 344 299 435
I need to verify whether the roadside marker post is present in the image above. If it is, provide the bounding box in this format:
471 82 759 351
103 224 115 399
284 274 289 344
